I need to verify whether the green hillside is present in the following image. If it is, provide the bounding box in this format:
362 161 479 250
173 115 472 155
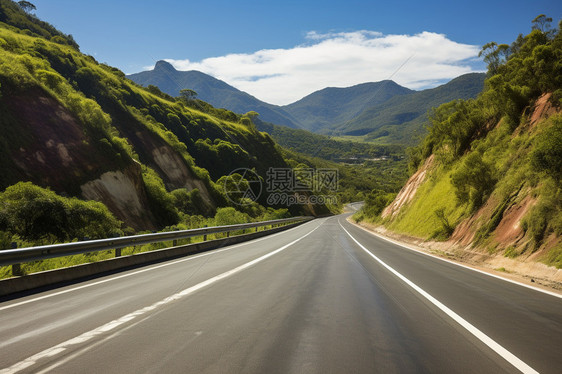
255 119 404 161
281 80 413 132
325 73 486 144
127 61 303 129
0 0 335 251
357 16 562 268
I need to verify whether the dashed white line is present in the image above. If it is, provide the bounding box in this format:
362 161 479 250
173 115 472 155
0 219 320 312
0 225 319 374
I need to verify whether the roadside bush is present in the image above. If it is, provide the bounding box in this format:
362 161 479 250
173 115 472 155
361 189 396 219
430 207 455 240
213 207 249 226
66 198 122 239
531 116 562 181
451 152 496 210
141 168 179 227
0 182 122 244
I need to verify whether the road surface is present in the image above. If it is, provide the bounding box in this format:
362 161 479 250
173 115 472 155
1 215 561 373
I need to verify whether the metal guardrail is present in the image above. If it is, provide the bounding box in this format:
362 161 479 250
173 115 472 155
0 217 313 272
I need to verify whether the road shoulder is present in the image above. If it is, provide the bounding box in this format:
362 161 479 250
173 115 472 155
347 216 562 297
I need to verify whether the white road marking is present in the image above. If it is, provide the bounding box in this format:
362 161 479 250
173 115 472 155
0 225 320 374
0 219 320 312
340 222 539 374
347 218 562 299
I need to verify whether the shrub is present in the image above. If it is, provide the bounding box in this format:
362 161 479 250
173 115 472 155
361 189 395 219
142 168 179 227
0 182 122 244
213 207 249 227
451 152 496 210
531 116 562 180
430 207 455 240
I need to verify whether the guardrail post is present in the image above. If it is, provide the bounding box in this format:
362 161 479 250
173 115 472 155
115 248 121 257
227 231 230 238
203 225 207 241
11 242 23 276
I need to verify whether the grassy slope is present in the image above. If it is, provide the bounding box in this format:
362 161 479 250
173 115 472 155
0 1 317 229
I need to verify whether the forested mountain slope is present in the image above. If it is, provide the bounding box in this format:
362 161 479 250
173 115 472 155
127 61 303 129
325 73 486 144
357 16 562 270
280 80 413 132
0 0 328 248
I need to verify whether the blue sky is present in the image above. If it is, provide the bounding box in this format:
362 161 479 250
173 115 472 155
33 0 561 104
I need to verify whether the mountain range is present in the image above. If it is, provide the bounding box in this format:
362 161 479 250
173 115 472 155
128 61 485 144
128 61 303 129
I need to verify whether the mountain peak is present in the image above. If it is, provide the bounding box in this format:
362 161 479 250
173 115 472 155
154 60 176 72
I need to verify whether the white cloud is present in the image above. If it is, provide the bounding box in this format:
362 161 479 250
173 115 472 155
163 30 482 105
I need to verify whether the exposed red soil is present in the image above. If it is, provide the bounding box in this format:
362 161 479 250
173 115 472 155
528 93 557 131
493 195 535 246
352 218 562 293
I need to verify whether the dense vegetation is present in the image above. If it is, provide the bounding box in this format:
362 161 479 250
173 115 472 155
128 61 302 129
256 119 405 161
0 182 122 248
0 0 323 254
358 15 562 267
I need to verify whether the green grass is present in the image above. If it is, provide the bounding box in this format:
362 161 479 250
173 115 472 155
330 135 378 144
385 165 468 238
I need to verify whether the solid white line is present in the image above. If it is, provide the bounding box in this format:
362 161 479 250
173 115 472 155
346 218 562 299
0 219 320 312
0 224 320 374
339 222 539 374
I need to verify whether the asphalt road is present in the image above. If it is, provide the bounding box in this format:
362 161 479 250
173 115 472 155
1 215 561 373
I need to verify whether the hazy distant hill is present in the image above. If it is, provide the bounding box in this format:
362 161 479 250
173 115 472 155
324 73 486 144
127 61 302 128
281 81 413 132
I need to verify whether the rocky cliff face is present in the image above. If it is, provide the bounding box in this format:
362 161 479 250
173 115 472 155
0 87 158 229
80 164 157 231
0 78 218 230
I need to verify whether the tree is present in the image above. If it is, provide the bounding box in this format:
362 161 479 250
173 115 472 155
244 111 259 120
478 42 510 75
17 1 36 13
179 88 197 102
451 153 495 209
532 14 553 33
239 111 259 131
532 118 562 181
